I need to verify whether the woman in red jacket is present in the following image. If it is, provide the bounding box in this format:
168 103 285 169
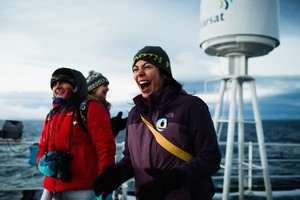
37 67 116 200
85 70 127 138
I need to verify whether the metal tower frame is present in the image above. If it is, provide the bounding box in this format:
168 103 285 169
213 55 273 200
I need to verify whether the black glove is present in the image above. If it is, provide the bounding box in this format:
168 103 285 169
136 168 185 200
93 165 123 200
110 111 128 137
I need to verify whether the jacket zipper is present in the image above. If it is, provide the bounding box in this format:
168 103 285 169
53 177 56 195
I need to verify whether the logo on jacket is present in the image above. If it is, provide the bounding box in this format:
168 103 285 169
156 118 168 132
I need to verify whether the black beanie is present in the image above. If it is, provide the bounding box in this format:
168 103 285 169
132 46 171 75
50 68 76 89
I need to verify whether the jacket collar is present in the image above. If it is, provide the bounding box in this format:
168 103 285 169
133 86 186 115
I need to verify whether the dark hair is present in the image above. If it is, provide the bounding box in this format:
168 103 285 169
159 69 182 92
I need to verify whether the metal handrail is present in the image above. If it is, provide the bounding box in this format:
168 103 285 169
0 140 299 197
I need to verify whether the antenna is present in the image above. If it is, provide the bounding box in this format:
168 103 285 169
199 1 280 199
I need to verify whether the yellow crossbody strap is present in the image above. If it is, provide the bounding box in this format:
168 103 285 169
140 115 194 162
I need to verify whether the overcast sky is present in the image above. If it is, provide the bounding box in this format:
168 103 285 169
0 0 299 120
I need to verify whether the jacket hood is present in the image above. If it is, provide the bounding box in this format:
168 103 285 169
51 67 88 108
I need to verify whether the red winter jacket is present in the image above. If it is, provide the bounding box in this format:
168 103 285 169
37 101 116 192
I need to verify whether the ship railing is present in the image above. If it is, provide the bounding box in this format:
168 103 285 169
216 141 300 193
0 140 300 197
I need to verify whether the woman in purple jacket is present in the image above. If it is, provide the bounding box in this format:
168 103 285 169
93 46 221 200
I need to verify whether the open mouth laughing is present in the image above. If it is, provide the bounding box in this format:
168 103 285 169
140 81 151 89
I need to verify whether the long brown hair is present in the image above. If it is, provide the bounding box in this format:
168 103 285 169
87 92 111 112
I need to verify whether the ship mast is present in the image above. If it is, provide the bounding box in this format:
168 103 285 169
199 1 280 200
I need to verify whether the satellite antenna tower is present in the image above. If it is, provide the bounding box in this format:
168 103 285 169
199 1 280 200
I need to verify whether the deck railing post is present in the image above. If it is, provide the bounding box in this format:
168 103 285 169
248 141 253 191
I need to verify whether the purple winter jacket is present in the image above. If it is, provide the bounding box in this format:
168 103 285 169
116 88 221 200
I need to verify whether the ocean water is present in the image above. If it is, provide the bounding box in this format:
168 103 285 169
0 119 299 200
